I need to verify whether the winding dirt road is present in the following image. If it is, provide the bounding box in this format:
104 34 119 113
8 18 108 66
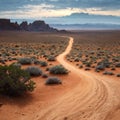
37 37 120 120
0 36 120 120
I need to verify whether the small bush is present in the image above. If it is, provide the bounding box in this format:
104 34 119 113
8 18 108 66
103 71 114 75
95 64 105 71
115 63 120 67
46 67 49 71
116 74 120 77
34 60 41 65
79 65 83 68
42 73 48 78
0 59 5 64
40 61 48 67
85 67 91 71
49 65 68 74
111 67 115 70
18 58 32 65
25 66 42 76
74 58 79 62
12 63 21 68
47 56 56 61
0 65 35 96
45 77 62 85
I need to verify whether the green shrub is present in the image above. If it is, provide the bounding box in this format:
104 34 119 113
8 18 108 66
85 67 91 71
79 65 83 68
18 57 32 65
103 71 114 75
116 74 120 77
0 65 35 96
12 63 21 68
42 73 48 78
95 64 105 71
25 66 42 76
45 77 62 85
115 63 120 67
49 65 68 74
47 56 56 61
40 61 48 67
34 60 41 65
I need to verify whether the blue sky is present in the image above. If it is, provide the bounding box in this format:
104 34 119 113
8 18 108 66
0 0 120 24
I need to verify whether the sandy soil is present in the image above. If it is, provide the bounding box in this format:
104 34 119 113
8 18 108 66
0 36 120 120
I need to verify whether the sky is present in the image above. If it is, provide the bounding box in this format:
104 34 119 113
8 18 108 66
0 0 120 24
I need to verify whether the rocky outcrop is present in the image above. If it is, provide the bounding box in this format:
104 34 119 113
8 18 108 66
20 21 28 31
28 20 57 32
0 19 20 30
0 19 58 32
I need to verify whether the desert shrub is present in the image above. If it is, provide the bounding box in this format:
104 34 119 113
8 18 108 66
40 61 48 67
112 58 119 62
25 66 42 76
96 69 100 72
42 73 48 78
0 65 35 96
111 67 115 70
74 58 79 62
85 67 91 71
103 71 114 75
49 65 68 74
0 59 5 64
46 67 49 71
79 65 83 68
12 63 21 68
18 57 32 65
95 64 105 71
47 55 56 61
45 77 62 85
85 62 92 67
115 63 120 67
34 60 41 65
97 59 111 68
116 74 120 77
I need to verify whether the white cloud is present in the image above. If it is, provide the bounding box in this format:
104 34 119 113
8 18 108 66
49 0 59 1
0 3 120 19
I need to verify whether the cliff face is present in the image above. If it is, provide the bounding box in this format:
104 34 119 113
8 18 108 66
27 20 57 32
0 19 57 32
0 19 20 30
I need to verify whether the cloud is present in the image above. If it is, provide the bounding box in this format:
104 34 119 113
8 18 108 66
0 0 120 11
49 0 59 2
0 3 120 19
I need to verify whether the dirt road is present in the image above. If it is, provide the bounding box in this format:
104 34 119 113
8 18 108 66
0 37 120 120
37 37 120 120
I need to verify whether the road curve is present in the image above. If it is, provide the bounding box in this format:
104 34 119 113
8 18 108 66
37 37 120 120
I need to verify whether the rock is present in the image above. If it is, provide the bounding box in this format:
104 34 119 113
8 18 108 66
20 21 28 31
0 19 60 32
0 19 19 30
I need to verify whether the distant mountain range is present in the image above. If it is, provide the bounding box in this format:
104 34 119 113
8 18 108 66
44 13 120 25
1 14 120 31
50 23 120 30
0 19 58 32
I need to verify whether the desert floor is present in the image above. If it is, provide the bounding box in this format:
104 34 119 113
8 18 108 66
0 33 120 120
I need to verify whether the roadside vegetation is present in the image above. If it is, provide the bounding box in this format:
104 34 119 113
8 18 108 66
67 31 120 77
0 32 69 97
0 64 35 96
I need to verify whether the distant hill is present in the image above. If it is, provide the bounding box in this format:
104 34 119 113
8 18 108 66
51 24 120 30
42 13 120 25
0 19 58 32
